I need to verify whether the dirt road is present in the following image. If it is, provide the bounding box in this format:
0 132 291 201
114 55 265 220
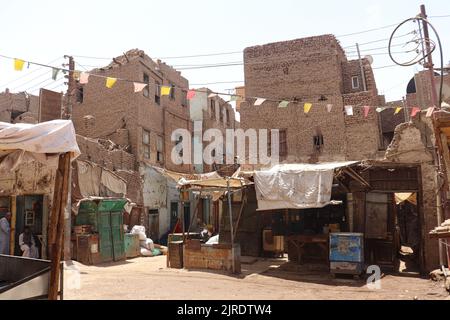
64 256 448 300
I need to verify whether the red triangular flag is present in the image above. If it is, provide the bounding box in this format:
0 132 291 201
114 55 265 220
363 106 370 118
187 90 196 100
410 107 420 118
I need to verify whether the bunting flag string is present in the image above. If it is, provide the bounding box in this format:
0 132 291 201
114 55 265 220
411 107 421 117
80 72 90 84
106 77 117 89
0 53 447 116
73 71 81 81
133 82 147 93
51 68 60 80
363 106 370 118
186 90 196 100
254 98 266 106
304 103 312 114
161 86 171 96
278 101 289 108
14 58 25 71
344 105 353 116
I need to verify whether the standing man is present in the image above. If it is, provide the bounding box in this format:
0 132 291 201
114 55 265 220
0 212 11 255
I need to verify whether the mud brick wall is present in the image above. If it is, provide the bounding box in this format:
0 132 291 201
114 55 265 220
72 49 192 172
385 116 439 271
342 91 382 160
116 170 144 206
241 35 383 163
76 135 136 171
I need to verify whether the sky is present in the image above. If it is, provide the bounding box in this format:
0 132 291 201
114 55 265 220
0 0 449 112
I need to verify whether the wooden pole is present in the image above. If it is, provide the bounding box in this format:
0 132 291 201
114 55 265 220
187 191 202 234
233 189 247 240
226 179 236 273
48 152 71 300
420 4 448 266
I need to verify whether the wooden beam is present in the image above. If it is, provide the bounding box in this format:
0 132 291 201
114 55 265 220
48 152 71 300
233 190 247 239
9 196 16 255
187 192 202 235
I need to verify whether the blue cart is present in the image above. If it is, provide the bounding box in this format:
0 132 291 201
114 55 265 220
329 233 364 277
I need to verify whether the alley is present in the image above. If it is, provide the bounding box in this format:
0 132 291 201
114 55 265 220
65 256 447 300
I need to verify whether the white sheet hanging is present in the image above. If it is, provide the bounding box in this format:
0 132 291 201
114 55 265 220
254 162 358 210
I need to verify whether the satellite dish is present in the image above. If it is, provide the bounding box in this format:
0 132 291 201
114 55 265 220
364 55 374 65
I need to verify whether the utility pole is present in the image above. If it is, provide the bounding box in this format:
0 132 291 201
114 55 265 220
62 55 75 262
356 43 367 91
420 4 447 267
63 55 75 119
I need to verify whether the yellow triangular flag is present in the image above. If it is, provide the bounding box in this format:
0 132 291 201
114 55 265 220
394 107 402 114
73 71 81 80
304 103 312 114
106 77 117 88
14 59 25 71
161 86 171 96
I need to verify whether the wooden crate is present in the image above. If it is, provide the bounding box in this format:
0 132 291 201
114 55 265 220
168 241 184 269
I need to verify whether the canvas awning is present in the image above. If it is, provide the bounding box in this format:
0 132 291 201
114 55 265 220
150 165 222 183
0 120 80 171
253 161 360 211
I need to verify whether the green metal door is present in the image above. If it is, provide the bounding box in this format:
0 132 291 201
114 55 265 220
98 211 113 262
110 211 125 261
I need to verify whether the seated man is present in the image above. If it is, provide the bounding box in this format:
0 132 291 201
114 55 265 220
19 226 39 258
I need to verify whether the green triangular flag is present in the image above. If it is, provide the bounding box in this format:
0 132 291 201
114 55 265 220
278 101 289 108
230 95 239 101
52 68 60 80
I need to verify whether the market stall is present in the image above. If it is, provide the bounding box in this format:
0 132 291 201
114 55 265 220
0 120 80 300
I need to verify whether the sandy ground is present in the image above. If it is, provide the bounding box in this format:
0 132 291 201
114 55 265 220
64 256 449 300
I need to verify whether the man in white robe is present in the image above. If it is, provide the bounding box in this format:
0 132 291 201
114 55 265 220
0 212 11 255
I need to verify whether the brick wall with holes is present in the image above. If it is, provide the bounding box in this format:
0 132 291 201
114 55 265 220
240 35 383 164
72 49 193 173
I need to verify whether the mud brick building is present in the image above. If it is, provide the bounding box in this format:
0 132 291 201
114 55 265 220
406 70 450 109
239 34 385 165
72 49 195 240
72 49 192 173
0 89 39 124
189 88 239 174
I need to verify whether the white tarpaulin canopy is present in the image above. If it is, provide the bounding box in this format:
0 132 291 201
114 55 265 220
254 161 358 211
0 120 80 171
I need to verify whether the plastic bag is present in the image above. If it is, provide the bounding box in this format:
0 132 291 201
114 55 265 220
206 234 219 245
140 238 154 250
151 248 161 256
140 247 153 257
131 225 147 241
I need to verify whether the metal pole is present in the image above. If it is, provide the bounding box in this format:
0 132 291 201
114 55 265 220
420 5 439 107
356 43 367 91
420 4 445 267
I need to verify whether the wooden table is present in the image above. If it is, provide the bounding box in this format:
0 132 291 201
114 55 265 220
288 234 329 264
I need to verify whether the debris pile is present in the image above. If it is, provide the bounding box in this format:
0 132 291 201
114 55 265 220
130 226 167 257
429 219 450 235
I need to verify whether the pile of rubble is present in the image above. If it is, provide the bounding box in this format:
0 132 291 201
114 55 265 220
429 219 450 235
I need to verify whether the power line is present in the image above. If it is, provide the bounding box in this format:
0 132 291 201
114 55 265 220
191 81 244 86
